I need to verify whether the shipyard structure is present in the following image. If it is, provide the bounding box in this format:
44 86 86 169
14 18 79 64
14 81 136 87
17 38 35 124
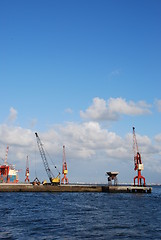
0 146 19 183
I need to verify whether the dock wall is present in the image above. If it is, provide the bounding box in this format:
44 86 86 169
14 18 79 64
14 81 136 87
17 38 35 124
0 184 152 193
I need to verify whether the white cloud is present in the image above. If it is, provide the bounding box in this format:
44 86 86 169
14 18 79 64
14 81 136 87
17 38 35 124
155 133 161 142
55 121 124 159
80 97 151 121
80 98 118 121
109 98 151 115
65 108 73 114
155 99 161 112
8 107 17 122
0 124 34 148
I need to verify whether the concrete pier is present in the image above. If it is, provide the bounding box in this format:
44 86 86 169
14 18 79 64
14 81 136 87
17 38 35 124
0 183 152 193
103 185 152 193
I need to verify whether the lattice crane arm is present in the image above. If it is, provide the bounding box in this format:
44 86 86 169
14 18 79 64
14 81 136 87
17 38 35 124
133 127 143 170
35 132 54 183
133 127 139 157
4 146 9 165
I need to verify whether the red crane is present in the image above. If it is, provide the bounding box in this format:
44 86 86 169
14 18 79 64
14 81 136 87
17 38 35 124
133 127 146 186
61 145 68 184
25 156 30 183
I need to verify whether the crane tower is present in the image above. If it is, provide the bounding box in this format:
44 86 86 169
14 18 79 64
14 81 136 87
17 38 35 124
133 127 146 186
61 145 68 184
25 156 30 183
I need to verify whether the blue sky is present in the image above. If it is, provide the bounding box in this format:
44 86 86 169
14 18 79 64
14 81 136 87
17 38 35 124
0 0 161 184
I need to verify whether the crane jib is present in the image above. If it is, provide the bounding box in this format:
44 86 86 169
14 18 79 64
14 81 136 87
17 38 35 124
35 132 60 184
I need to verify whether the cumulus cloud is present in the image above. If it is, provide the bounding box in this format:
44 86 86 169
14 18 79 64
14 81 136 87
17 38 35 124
0 124 34 148
155 134 161 142
155 99 161 112
0 121 129 163
37 122 141 164
8 107 17 122
80 97 151 121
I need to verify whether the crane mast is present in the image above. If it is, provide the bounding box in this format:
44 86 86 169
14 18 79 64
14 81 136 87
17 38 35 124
132 127 146 186
25 156 30 183
61 145 68 184
35 132 60 184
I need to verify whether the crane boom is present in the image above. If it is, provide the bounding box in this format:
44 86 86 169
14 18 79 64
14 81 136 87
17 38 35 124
4 146 9 165
133 127 139 159
35 132 60 184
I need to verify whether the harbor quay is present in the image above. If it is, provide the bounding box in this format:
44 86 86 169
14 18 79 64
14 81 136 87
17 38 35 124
0 183 152 193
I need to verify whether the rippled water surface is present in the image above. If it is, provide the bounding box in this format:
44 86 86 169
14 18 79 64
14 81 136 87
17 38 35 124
0 186 161 239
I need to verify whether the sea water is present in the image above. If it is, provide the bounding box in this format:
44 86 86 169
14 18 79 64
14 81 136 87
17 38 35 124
0 186 161 239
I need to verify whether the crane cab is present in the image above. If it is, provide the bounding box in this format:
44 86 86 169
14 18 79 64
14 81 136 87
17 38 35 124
138 163 144 170
50 174 60 185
